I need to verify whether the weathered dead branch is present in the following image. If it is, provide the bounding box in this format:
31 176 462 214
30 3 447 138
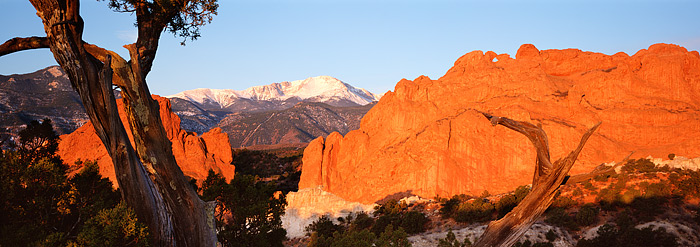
473 113 600 247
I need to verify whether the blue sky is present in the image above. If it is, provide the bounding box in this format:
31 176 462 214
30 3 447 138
1 0 699 96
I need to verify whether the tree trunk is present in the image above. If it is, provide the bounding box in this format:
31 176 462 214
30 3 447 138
473 113 600 247
1 0 218 246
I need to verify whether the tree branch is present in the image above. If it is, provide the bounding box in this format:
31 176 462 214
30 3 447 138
482 112 552 187
0 36 50 57
83 43 132 88
474 112 600 247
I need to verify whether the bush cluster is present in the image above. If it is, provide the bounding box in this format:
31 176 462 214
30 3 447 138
199 171 287 247
305 211 414 247
440 186 530 223
577 222 678 247
0 119 149 246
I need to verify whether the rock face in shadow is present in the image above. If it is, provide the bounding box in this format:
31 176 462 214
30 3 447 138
219 102 374 148
58 96 235 186
299 43 700 204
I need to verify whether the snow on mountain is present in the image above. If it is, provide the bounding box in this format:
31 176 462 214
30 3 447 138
167 76 380 108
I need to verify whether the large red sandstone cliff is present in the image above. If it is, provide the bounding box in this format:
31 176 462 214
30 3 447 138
58 96 235 186
299 43 700 204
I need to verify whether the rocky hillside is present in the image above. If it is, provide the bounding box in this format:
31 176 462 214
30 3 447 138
167 76 380 147
0 67 377 149
58 96 236 186
299 43 700 204
0 66 87 138
219 102 374 148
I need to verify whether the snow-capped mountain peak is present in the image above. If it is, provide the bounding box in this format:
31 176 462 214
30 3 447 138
167 76 380 108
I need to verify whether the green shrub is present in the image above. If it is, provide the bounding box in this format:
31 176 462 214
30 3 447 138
630 197 667 223
75 202 150 247
674 172 700 198
438 230 471 247
532 242 554 247
495 194 518 218
400 211 429 234
453 199 495 223
374 199 407 216
621 159 658 174
551 195 577 209
440 196 462 218
642 182 672 198
577 223 678 247
306 215 343 238
202 172 287 247
371 213 400 235
514 185 531 201
351 212 375 231
545 229 557 242
575 204 599 227
545 208 577 230
310 224 412 247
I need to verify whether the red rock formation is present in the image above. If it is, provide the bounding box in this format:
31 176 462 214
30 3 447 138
299 43 700 204
59 96 235 186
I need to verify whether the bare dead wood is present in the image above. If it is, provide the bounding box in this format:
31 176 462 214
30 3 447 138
0 36 50 56
473 113 600 247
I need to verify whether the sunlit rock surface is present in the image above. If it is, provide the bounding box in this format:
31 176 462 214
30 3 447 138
300 43 700 204
58 96 235 186
282 187 376 238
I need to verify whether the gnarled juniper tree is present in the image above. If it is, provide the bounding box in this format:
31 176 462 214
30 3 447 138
1 1 219 246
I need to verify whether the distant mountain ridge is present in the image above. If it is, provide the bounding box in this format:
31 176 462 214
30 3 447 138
167 76 381 109
166 76 381 144
1 67 378 148
0 66 87 138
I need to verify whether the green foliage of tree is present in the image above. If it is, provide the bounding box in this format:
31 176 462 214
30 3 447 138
102 0 218 44
15 119 61 163
513 239 532 247
532 242 554 247
670 170 700 198
306 215 345 239
376 225 412 247
495 194 518 218
351 212 375 231
438 230 472 247
69 160 122 218
621 158 664 174
574 204 599 227
400 211 429 234
452 198 495 223
576 223 678 247
324 229 376 247
374 199 408 216
371 213 401 236
545 229 557 242
0 119 148 246
201 170 287 247
550 195 577 209
306 214 414 247
74 202 150 247
440 196 462 218
629 197 667 223
544 207 577 230
369 200 428 235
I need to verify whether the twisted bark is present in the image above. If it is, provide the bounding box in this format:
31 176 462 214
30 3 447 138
2 1 217 246
474 113 600 247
